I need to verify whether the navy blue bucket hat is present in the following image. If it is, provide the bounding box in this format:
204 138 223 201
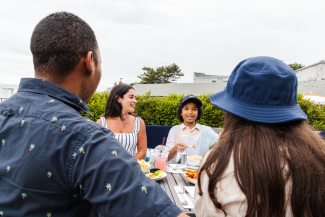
209 56 307 123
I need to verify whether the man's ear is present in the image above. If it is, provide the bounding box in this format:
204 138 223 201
85 51 94 74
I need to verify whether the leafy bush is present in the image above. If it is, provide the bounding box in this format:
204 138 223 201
297 93 325 130
81 91 325 130
132 91 224 127
81 91 108 121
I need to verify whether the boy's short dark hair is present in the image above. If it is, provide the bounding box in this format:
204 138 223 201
176 99 204 122
30 12 98 81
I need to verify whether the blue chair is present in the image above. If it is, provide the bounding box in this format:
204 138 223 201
145 125 173 149
319 131 325 140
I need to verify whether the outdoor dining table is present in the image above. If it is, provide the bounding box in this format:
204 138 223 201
158 172 196 217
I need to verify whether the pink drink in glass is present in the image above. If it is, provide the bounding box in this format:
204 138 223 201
155 156 168 172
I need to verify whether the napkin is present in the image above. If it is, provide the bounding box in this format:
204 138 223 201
173 186 194 209
184 186 195 199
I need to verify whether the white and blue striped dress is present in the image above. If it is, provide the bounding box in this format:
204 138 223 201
100 117 140 156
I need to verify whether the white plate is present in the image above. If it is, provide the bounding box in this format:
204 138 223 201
186 165 199 170
182 173 197 185
148 171 168 182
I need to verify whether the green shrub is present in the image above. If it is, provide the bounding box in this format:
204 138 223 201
297 93 325 130
81 91 108 121
81 91 325 130
133 91 224 127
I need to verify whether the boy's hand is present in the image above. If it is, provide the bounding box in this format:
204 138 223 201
176 142 187 152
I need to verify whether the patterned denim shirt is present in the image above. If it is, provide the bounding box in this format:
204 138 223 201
0 78 181 217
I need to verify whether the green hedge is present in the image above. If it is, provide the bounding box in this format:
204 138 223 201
81 91 108 121
81 91 325 131
297 93 325 130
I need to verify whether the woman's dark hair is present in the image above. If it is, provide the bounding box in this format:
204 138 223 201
198 112 325 217
176 99 204 122
104 84 134 120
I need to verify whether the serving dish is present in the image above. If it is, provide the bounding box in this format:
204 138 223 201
182 173 197 185
187 158 200 166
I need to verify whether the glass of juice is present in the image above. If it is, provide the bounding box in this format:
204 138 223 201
176 146 187 169
154 145 169 172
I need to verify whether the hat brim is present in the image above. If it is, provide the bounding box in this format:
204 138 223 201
210 89 307 124
182 98 202 107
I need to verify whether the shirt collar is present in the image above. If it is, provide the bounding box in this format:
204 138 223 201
181 123 201 131
18 78 93 117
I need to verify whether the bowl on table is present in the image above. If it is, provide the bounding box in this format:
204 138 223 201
141 166 150 173
187 156 202 166
182 169 198 185
182 174 197 185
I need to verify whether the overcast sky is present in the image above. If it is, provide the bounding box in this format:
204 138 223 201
1 0 325 91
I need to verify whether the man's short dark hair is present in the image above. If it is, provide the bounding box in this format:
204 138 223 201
176 99 204 122
30 12 98 80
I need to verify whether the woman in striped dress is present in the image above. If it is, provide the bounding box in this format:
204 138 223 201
97 84 147 159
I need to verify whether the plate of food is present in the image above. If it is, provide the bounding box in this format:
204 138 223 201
187 155 202 167
145 170 168 182
182 169 198 185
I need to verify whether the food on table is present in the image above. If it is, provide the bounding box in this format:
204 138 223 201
183 170 198 180
187 155 202 160
145 170 165 179
138 159 151 168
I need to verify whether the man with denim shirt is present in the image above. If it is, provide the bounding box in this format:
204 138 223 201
0 12 187 217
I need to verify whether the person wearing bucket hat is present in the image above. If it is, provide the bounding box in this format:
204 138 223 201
166 94 219 161
194 57 325 217
209 56 307 123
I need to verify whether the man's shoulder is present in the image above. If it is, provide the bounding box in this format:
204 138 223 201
0 92 105 138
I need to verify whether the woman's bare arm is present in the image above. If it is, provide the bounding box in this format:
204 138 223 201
134 118 147 160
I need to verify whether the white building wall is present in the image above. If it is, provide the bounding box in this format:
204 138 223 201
0 83 19 101
320 63 325 78
295 61 325 82
194 77 225 83
296 67 317 81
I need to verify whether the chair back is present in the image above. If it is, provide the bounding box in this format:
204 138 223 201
145 125 173 149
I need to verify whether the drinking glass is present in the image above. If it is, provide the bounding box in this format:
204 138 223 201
176 146 187 169
154 145 169 172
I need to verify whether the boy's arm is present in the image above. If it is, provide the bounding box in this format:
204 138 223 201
207 127 220 147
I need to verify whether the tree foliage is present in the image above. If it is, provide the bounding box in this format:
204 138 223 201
288 63 305 70
137 63 184 84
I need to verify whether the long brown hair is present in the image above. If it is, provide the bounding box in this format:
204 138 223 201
198 112 325 217
104 84 134 121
